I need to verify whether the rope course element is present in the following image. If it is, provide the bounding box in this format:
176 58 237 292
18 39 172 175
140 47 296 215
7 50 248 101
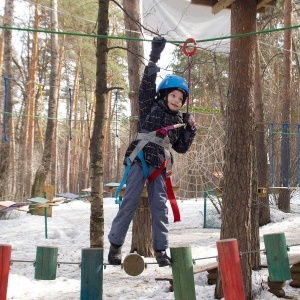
183 37 197 113
2 23 300 44
8 242 300 268
3 76 9 142
38 83 44 141
281 123 290 187
270 122 275 187
115 90 119 138
68 87 73 141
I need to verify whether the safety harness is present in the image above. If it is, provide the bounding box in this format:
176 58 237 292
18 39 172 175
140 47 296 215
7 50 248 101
114 123 185 222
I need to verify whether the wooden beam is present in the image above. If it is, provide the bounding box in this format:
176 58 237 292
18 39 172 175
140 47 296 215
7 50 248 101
212 0 235 14
257 0 277 10
191 0 214 6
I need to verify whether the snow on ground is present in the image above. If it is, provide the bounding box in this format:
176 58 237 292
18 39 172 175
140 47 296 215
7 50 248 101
1 195 300 299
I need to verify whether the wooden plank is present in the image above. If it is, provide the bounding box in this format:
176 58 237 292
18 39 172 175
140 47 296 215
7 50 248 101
193 261 218 274
212 0 235 14
28 197 48 204
257 0 277 10
191 0 216 6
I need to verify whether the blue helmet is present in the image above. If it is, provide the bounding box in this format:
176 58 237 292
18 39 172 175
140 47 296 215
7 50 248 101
157 74 189 104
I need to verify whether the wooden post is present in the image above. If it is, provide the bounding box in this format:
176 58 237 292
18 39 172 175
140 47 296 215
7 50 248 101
80 248 103 300
263 233 291 281
0 244 12 300
216 239 246 300
34 246 58 280
170 246 196 300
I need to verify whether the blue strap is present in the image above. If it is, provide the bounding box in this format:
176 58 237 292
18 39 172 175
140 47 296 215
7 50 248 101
114 158 131 204
137 150 149 179
114 151 149 205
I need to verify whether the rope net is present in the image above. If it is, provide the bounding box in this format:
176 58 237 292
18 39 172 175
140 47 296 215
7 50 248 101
172 110 225 200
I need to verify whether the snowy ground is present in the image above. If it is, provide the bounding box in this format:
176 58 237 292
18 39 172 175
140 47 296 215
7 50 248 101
1 195 300 299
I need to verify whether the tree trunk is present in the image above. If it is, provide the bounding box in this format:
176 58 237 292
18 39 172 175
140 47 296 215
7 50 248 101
254 38 270 226
50 34 65 192
89 0 110 248
215 1 257 299
278 0 292 213
0 0 14 198
31 0 59 198
122 0 153 257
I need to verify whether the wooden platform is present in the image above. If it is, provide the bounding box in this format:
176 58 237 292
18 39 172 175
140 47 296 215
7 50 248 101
156 255 300 292
190 0 277 14
155 261 218 292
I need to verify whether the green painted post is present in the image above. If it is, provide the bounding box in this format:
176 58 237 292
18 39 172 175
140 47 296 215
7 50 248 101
44 207 48 239
34 246 58 280
80 248 103 300
170 246 196 300
263 233 291 281
203 190 207 228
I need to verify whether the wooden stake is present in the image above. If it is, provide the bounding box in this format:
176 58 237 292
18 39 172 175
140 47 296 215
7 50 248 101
0 244 12 300
34 246 58 280
263 233 291 281
216 239 246 300
80 248 103 300
170 246 196 300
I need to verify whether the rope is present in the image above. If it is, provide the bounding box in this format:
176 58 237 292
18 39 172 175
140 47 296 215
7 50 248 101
115 90 118 138
2 23 300 44
68 87 73 141
280 123 290 187
38 83 44 141
270 122 275 187
3 76 9 142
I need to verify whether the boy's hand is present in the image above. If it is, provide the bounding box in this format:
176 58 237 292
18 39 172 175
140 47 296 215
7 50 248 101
149 37 166 63
183 112 197 131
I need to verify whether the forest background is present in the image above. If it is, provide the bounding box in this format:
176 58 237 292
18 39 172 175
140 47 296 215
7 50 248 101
1 0 297 203
1 1 300 298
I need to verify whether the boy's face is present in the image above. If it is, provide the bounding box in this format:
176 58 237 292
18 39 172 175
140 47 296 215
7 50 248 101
166 89 184 112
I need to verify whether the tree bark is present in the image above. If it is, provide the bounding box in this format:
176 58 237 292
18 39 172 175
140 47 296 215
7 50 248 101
0 0 14 198
254 38 270 226
89 0 110 248
215 1 257 299
31 0 59 198
122 0 153 256
278 0 292 213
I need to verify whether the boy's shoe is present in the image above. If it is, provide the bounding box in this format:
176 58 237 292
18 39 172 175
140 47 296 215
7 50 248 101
155 250 171 267
108 245 122 265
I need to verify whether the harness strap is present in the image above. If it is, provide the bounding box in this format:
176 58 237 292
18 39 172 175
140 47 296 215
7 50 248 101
147 160 181 223
115 124 184 222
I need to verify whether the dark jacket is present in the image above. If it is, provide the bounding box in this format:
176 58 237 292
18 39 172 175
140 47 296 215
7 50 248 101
124 65 196 170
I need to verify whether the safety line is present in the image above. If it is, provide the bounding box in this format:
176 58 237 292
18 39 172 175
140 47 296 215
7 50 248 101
1 23 300 44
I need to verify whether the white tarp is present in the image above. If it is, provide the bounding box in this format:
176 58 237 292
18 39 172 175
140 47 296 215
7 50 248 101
142 0 231 53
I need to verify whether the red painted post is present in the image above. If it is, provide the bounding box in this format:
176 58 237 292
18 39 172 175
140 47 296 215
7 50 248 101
216 238 246 300
0 244 12 300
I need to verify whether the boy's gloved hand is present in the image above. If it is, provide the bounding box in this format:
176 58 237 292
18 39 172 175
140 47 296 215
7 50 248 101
149 37 166 63
183 112 197 131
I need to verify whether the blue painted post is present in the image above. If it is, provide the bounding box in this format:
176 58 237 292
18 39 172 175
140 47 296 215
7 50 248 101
80 248 103 300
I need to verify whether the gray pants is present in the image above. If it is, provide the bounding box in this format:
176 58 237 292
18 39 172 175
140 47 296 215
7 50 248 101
108 163 169 251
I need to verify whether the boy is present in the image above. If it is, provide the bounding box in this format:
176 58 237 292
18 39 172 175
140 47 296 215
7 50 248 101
108 37 197 267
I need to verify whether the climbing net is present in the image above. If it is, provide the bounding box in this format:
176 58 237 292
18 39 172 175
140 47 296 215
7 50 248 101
172 110 225 200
